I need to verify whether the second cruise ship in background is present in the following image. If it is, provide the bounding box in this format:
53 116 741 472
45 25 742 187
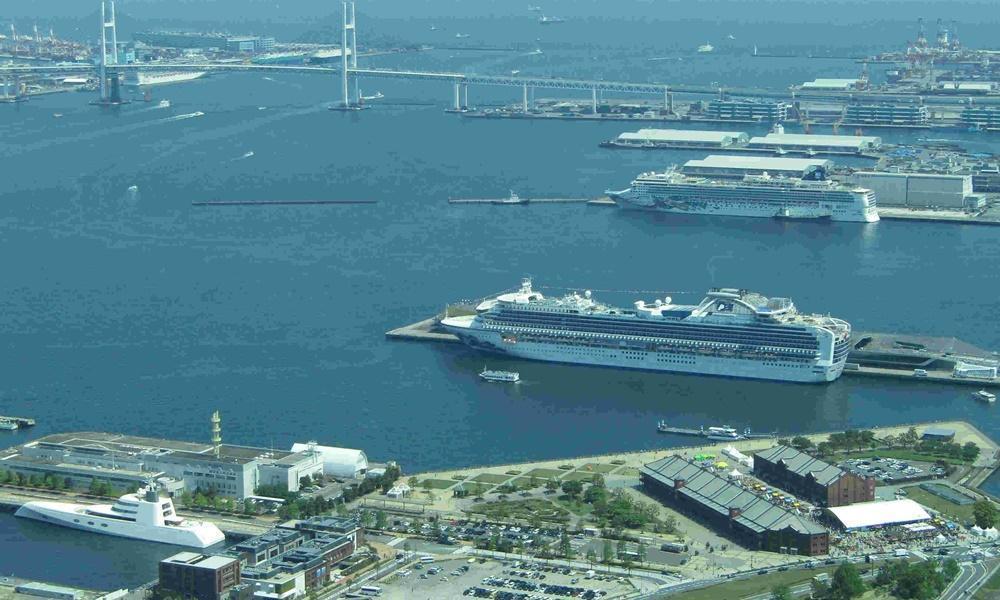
607 169 879 222
442 280 852 383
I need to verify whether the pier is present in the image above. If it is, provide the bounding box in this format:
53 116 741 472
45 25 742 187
191 200 377 206
386 311 999 388
448 196 603 205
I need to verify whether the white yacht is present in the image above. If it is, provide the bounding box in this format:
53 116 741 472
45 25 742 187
973 390 997 403
15 486 225 548
480 367 521 383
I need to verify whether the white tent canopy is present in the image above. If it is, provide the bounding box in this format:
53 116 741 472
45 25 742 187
291 443 368 478
827 499 931 530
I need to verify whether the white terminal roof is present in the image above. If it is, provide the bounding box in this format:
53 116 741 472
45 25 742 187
684 155 832 170
802 78 860 89
749 133 881 148
291 443 368 478
827 499 931 530
618 129 746 143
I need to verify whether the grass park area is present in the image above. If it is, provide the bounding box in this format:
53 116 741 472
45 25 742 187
465 498 570 523
974 567 1000 600
670 565 895 600
523 468 568 480
472 473 515 485
901 485 976 523
416 478 458 490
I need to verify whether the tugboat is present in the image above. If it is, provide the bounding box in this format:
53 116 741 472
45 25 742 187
493 190 529 205
479 367 520 383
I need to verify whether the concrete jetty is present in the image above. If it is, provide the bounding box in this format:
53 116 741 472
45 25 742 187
448 196 604 205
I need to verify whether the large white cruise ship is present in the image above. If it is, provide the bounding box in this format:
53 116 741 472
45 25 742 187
441 280 852 383
607 170 879 222
15 487 225 548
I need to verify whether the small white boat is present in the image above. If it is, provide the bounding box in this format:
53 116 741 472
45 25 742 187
157 99 170 108
455 33 470 39
127 185 139 193
52 113 63 118
480 367 520 383
973 390 997 403
0 419 18 431
697 42 714 53
493 190 528 205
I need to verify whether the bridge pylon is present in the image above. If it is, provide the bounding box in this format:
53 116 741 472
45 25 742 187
331 0 365 111
94 0 126 105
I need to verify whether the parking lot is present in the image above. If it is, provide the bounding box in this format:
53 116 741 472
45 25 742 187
374 557 636 600
838 456 943 484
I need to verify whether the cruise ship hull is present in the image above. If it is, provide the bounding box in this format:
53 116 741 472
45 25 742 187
15 501 224 548
443 324 844 383
609 190 879 223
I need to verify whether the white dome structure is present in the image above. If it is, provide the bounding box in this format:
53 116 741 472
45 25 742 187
291 442 368 479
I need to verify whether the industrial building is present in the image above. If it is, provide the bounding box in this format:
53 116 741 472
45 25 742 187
228 517 364 597
133 32 275 54
0 427 324 499
961 106 1000 130
850 172 977 209
641 456 829 556
753 446 875 508
159 553 243 600
608 128 749 149
681 155 832 180
800 78 863 92
704 99 789 122
826 499 931 531
747 132 882 155
844 103 929 126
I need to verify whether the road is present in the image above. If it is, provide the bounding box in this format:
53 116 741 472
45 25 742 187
940 560 999 600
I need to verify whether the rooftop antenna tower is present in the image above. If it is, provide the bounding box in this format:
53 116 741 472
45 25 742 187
33 24 39 43
916 18 927 48
211 410 222 458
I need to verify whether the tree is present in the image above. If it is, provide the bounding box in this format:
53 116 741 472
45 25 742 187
816 441 833 457
636 539 646 564
830 562 865 600
591 474 606 488
602 539 613 564
585 548 597 567
942 558 960 582
561 480 584 499
584 484 608 505
545 480 559 493
243 498 256 515
770 584 792 600
559 529 573 558
790 436 814 450
962 442 981 463
375 510 387 530
901 427 919 447
974 500 998 529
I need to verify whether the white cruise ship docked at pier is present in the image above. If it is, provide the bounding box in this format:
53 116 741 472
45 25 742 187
607 170 879 222
441 280 852 383
15 487 225 548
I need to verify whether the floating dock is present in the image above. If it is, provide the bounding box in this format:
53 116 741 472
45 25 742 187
192 200 377 206
0 416 35 428
448 197 595 205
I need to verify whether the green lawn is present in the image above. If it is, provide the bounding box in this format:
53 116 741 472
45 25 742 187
523 468 567 480
472 473 514 485
974 567 1000 599
581 463 619 474
461 482 494 495
561 470 606 482
671 565 867 600
509 477 544 491
902 485 976 523
416 478 458 490
553 496 594 517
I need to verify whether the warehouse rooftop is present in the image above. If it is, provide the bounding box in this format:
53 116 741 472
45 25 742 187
617 128 748 143
24 432 299 465
642 455 826 536
754 446 845 486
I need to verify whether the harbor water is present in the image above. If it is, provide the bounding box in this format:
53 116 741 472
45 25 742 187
1 5 1000 589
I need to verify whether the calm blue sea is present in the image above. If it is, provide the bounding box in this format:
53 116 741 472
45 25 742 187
1 5 998 589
